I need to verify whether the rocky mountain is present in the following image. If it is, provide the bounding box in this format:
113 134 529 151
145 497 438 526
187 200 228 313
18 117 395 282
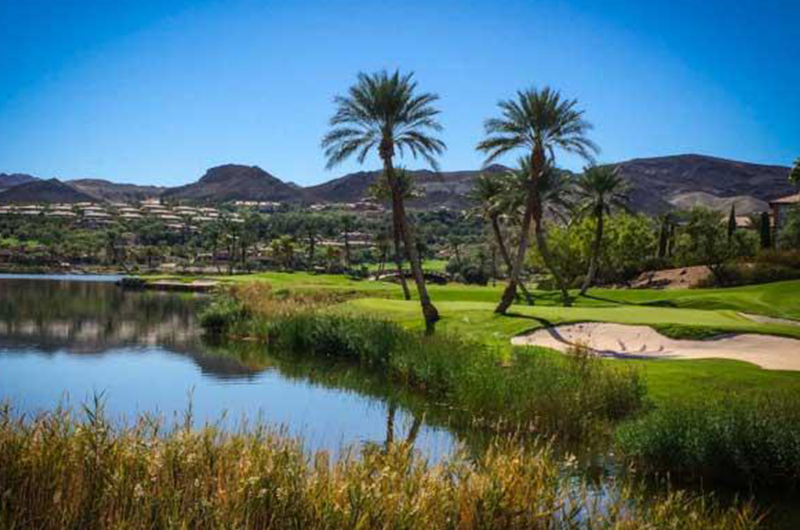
162 164 307 203
0 155 792 214
0 179 96 204
0 173 38 192
67 179 165 203
614 154 794 215
307 155 791 215
306 164 510 209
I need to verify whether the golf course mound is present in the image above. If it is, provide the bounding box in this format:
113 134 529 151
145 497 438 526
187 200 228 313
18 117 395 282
512 322 800 371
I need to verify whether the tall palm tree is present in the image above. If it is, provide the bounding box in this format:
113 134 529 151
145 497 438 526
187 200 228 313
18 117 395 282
322 70 445 334
477 87 597 312
468 172 534 303
504 159 576 303
575 165 628 295
367 169 420 300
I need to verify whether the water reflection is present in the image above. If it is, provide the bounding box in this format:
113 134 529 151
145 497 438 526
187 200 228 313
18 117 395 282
0 276 463 458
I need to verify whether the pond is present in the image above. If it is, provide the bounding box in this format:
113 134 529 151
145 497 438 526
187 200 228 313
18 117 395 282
0 275 460 460
0 275 797 528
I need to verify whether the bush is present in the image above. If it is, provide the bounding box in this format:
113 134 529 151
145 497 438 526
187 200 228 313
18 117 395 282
616 392 800 486
778 209 800 249
446 254 490 285
694 250 800 288
199 296 250 334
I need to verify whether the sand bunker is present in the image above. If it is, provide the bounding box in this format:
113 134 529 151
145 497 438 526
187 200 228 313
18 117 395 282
511 323 800 371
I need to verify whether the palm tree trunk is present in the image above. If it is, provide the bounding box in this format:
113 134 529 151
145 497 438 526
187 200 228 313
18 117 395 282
495 149 546 314
405 415 423 445
534 215 571 306
385 402 396 449
385 159 439 334
580 203 604 295
393 224 411 300
491 214 534 304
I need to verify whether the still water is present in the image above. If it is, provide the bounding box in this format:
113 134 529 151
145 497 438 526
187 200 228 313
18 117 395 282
0 275 458 458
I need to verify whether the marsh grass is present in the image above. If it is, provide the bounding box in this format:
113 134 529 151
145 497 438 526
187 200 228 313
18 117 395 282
201 290 647 441
616 392 800 487
0 402 762 530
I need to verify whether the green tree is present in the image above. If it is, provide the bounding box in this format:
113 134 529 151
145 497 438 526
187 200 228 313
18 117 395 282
790 157 800 187
676 207 756 285
270 235 296 270
575 165 628 295
727 204 737 242
477 87 597 312
468 174 518 279
778 209 800 249
322 70 445 334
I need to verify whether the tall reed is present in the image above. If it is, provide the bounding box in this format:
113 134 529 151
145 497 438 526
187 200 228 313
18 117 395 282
0 402 762 530
616 392 800 486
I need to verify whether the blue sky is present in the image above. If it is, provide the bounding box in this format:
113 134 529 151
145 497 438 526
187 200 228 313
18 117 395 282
0 0 798 186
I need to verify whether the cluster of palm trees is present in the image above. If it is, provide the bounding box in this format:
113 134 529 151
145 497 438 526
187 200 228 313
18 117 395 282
321 70 627 334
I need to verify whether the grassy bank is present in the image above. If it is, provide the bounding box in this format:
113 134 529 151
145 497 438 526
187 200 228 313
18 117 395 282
203 283 800 489
201 286 646 440
0 403 762 530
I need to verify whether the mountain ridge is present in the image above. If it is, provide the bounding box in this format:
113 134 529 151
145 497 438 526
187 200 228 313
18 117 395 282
0 155 793 215
0 179 96 204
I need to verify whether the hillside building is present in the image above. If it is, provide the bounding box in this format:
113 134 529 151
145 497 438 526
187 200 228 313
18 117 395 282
770 193 800 237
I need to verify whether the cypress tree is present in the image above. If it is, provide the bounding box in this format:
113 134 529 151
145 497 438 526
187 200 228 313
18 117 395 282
727 204 737 241
760 211 772 249
657 214 670 259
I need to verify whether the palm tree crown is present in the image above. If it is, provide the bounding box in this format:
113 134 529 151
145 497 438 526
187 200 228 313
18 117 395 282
368 168 423 202
504 157 574 222
575 165 628 215
477 86 598 166
321 70 445 169
467 173 507 221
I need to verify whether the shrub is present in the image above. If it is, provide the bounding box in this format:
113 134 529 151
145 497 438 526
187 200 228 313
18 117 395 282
616 392 800 486
694 250 800 288
199 295 250 334
778 208 800 249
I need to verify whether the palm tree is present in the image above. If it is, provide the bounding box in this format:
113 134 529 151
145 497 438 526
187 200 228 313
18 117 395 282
477 87 597 312
368 168 421 301
322 70 445 334
468 172 534 303
575 165 628 295
505 159 576 302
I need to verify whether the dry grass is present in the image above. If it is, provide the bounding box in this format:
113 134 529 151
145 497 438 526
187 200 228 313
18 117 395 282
0 401 762 530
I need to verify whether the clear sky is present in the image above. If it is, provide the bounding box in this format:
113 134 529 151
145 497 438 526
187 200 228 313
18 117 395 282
0 0 798 186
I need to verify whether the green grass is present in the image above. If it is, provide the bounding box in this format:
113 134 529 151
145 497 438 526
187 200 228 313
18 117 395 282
148 271 800 405
365 258 449 273
338 298 800 405
144 271 800 320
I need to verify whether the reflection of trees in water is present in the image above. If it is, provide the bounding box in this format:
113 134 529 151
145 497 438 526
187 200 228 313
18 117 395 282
205 341 494 456
0 279 488 454
0 280 206 353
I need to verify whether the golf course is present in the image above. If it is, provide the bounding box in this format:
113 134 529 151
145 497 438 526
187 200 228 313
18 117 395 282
144 271 800 406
